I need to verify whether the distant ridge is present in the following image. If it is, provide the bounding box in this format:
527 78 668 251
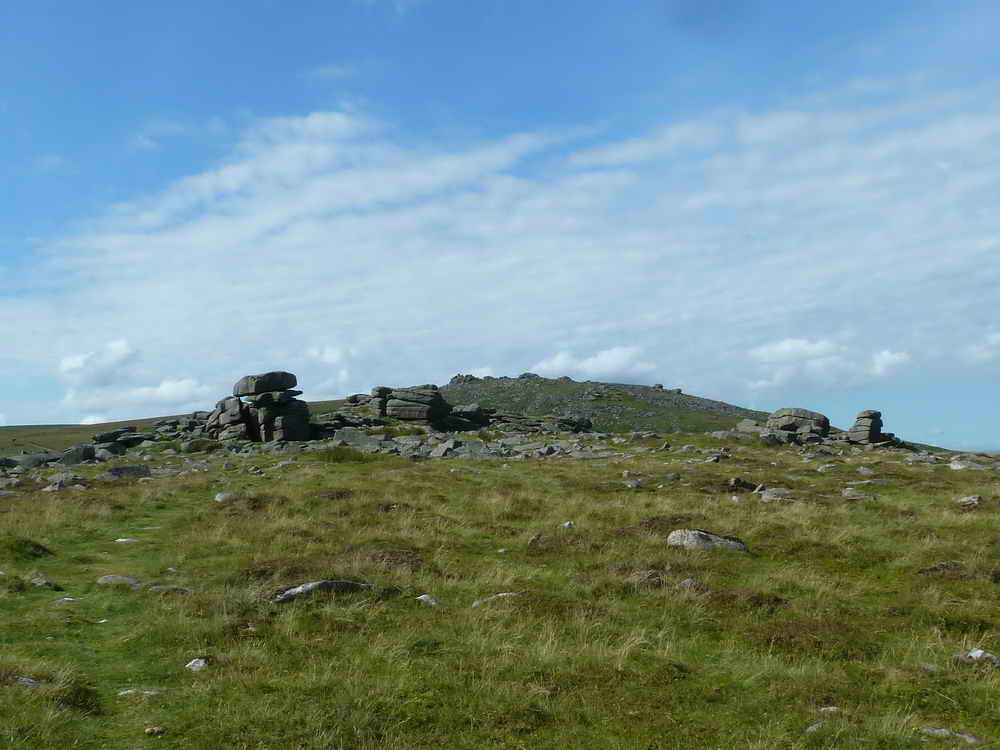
439 373 768 433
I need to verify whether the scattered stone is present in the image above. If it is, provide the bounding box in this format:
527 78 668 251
622 479 642 490
958 648 1000 666
919 728 982 744
14 676 41 688
857 466 875 475
114 538 141 544
950 459 989 471
184 658 209 672
919 561 965 578
29 574 63 591
957 495 983 512
816 463 837 473
416 594 440 606
842 487 873 501
759 487 794 502
805 722 824 734
560 521 575 528
99 465 152 481
214 492 238 503
471 592 521 608
274 579 374 603
666 529 748 552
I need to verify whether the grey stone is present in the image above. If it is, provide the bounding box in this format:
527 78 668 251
184 657 209 671
471 592 521 608
957 495 983 512
666 529 748 552
233 371 297 396
766 408 830 437
59 444 95 465
244 390 303 407
13 453 58 470
760 487 794 502
100 465 152 481
274 579 374 603
919 728 982 744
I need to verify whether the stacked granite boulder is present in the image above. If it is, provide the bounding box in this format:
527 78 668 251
206 371 311 442
342 385 453 425
844 410 894 445
761 408 830 445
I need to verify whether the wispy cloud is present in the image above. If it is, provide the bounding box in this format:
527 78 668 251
532 347 656 380
2 73 998 426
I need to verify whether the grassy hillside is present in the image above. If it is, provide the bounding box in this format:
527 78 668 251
0 417 171 456
440 374 769 433
2 433 998 747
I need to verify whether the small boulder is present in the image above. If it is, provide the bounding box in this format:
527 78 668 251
666 529 748 552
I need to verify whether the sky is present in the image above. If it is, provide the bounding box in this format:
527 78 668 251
2 0 999 450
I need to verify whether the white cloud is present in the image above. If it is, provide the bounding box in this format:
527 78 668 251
532 347 655 379
1 73 998 431
868 349 911 377
58 340 138 387
0 413 6 426
466 366 494 378
749 339 913 390
749 338 842 364
965 332 1000 363
79 414 109 425
307 346 348 365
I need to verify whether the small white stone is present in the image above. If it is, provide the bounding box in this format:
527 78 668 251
185 657 209 671
560 521 575 528
415 594 439 606
114 538 140 544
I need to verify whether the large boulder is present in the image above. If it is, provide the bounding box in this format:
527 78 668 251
845 409 892 444
765 408 830 438
384 386 452 423
233 372 297 397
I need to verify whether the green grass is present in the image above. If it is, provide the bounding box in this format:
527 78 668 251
1 434 998 748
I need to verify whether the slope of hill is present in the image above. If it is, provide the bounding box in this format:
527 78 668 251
439 373 769 433
1 427 997 746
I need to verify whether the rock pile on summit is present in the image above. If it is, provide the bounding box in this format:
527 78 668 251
206 371 310 442
845 410 894 445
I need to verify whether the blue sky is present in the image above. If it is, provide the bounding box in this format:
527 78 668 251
2 0 999 449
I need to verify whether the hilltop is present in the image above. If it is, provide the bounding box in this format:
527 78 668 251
438 373 769 433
